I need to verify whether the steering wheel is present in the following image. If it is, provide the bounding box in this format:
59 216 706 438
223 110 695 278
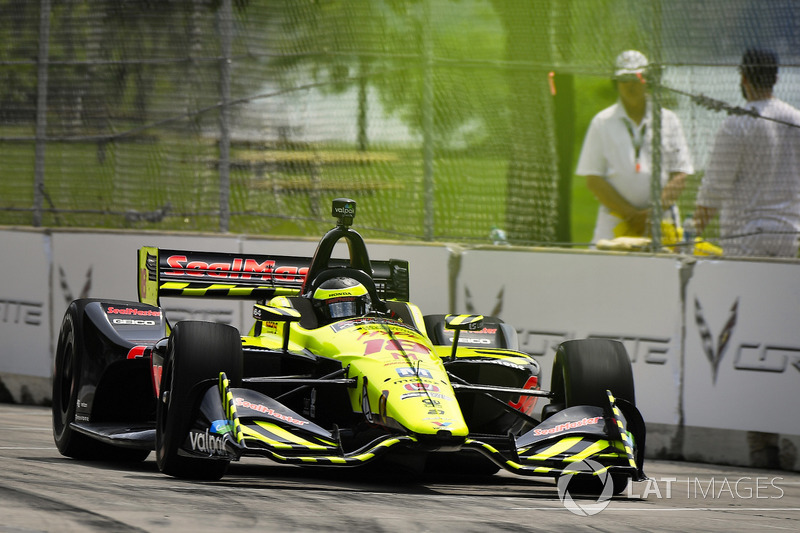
304 267 388 315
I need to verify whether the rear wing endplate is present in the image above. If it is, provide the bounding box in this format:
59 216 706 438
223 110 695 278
138 247 409 307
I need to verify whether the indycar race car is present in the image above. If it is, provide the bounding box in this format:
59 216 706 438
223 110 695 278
53 198 646 492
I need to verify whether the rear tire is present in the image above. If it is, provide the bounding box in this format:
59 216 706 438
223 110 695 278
53 305 95 458
156 321 243 480
53 301 150 462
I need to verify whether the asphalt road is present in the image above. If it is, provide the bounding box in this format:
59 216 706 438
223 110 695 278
1 404 798 532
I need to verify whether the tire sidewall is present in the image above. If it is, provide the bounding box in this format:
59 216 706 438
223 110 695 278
52 306 86 455
155 320 242 478
553 338 635 409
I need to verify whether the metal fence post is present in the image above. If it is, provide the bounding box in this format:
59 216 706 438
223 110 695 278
33 0 51 227
649 0 664 251
421 0 434 241
218 0 233 233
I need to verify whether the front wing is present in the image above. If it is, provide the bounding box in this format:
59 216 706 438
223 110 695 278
178 374 645 481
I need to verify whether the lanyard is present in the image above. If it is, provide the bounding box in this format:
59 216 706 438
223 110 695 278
623 119 647 173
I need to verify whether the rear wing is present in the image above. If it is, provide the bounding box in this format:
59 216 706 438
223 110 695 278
137 247 410 307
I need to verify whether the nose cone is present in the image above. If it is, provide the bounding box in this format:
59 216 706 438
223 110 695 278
349 357 469 439
385 390 469 440
413 429 467 452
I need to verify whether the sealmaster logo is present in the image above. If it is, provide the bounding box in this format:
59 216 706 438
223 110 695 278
106 306 162 317
533 416 602 436
235 398 308 426
165 255 307 282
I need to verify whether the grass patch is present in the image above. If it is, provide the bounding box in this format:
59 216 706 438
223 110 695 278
1 100 611 244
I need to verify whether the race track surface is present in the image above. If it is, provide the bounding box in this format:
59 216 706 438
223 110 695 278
1 404 798 532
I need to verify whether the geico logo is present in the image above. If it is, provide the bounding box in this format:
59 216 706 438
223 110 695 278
450 337 492 345
112 318 156 326
189 429 227 456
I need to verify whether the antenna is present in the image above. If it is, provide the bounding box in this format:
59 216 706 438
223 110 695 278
331 198 356 227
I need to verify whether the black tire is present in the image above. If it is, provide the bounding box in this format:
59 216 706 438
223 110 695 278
425 452 501 477
560 471 630 497
156 321 243 480
53 303 94 458
550 339 636 496
53 302 151 462
550 338 635 409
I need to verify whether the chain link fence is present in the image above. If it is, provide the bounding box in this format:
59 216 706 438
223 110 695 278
1 0 798 254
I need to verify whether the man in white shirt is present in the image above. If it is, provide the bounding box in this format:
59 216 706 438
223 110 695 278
695 48 800 258
576 50 694 245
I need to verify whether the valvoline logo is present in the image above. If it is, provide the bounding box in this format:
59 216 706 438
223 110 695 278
333 203 355 216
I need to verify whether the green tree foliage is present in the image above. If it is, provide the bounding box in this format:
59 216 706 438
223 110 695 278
0 0 40 122
262 0 509 150
0 0 253 135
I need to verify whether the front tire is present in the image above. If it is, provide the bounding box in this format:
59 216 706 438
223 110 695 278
559 470 630 497
549 339 636 495
156 321 243 480
550 338 635 409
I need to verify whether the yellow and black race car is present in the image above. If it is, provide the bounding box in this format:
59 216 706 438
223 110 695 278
53 198 646 494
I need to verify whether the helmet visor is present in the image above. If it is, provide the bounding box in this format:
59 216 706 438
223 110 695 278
328 299 357 319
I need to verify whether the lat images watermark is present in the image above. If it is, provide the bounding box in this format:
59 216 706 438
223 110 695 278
627 475 785 501
557 465 786 517
556 459 615 516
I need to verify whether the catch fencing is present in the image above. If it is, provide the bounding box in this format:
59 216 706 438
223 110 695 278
0 0 798 253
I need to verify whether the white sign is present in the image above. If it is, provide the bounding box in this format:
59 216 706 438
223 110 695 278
684 260 800 435
0 230 50 377
454 248 682 426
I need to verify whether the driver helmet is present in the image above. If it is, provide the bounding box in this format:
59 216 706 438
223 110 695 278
311 277 372 324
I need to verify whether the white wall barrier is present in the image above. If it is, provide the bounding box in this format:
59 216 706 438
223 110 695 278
0 230 51 389
454 247 800 471
454 248 683 427
1 228 797 471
